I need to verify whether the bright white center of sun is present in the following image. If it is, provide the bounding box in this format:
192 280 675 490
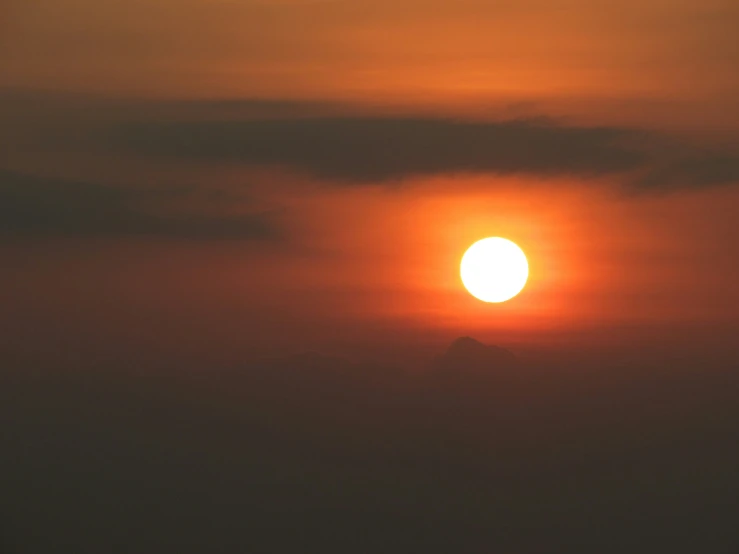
460 237 529 303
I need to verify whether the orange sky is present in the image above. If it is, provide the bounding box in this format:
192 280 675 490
3 0 738 109
2 167 736 368
1 0 737 367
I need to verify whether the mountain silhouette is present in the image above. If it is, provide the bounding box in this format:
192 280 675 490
432 336 516 374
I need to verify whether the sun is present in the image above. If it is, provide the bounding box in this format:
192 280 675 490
460 237 529 303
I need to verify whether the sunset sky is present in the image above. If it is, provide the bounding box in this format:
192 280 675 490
1 0 738 368
4 3 739 552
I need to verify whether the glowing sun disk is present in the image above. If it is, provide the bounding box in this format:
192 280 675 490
460 237 529 303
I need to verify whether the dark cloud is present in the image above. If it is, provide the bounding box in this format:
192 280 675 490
0 170 277 239
3 89 738 191
635 152 739 190
102 114 739 190
105 117 647 182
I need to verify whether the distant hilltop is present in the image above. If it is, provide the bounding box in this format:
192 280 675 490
432 336 516 374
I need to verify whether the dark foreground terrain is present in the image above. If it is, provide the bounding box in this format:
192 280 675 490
3 338 738 553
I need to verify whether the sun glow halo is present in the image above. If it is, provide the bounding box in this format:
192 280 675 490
460 238 529 303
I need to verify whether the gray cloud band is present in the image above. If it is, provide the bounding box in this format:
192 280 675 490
0 171 277 239
101 116 739 189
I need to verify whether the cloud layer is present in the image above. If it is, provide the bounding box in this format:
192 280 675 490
0 170 277 239
106 117 648 182
98 111 738 190
1 91 738 241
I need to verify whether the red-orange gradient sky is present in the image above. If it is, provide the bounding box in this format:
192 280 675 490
1 0 737 368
